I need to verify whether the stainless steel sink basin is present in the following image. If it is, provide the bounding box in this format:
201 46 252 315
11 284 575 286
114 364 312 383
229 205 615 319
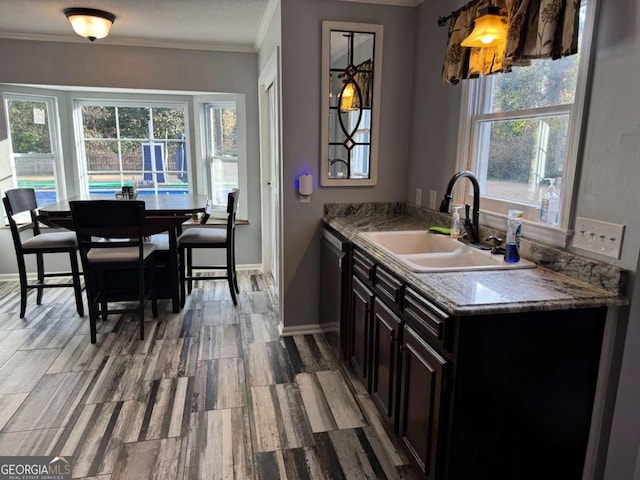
358 230 536 272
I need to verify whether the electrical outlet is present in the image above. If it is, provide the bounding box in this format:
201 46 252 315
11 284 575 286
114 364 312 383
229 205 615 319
572 216 625 259
429 190 437 210
415 188 422 206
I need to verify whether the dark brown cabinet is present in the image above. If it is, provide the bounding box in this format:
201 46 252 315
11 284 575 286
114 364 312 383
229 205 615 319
320 229 351 360
371 297 401 427
341 242 607 480
398 325 448 480
350 275 374 387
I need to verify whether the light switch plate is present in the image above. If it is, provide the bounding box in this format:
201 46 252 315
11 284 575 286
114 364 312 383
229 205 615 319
429 190 437 210
572 216 625 259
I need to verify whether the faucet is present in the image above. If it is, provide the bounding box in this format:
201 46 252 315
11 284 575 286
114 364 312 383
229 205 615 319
439 170 481 244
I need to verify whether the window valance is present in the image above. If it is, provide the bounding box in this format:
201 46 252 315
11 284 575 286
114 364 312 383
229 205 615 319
442 0 581 84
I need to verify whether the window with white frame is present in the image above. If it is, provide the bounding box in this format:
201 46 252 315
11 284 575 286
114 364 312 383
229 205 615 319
458 2 592 246
201 95 247 220
3 93 65 207
75 100 189 195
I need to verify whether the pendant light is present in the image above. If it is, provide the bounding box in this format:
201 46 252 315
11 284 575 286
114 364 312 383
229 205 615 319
340 81 356 111
64 8 116 42
339 32 359 112
461 4 507 48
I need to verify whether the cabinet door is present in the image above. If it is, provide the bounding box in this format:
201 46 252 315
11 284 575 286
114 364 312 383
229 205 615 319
349 275 374 387
371 297 401 427
320 236 345 358
399 325 448 480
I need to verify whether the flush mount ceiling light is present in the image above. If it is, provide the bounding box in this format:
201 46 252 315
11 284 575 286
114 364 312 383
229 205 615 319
461 6 507 48
64 7 116 42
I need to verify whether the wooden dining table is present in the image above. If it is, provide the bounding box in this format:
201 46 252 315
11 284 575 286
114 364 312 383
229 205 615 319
38 193 209 313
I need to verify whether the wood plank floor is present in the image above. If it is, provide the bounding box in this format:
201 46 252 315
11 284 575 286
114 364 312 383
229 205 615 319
0 272 414 479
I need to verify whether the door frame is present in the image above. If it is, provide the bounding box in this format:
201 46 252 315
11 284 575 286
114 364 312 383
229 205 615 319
258 47 283 322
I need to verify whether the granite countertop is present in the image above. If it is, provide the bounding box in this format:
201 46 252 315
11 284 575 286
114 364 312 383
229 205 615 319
323 208 628 316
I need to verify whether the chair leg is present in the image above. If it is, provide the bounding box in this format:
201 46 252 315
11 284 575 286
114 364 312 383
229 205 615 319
89 309 98 344
36 253 44 305
70 250 84 317
97 274 108 321
16 255 28 319
86 288 99 344
232 241 239 294
151 266 158 319
226 246 237 306
187 247 193 294
138 266 146 341
179 246 187 308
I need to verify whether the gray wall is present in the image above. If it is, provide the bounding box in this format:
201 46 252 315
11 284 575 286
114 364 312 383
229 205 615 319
406 1 640 478
587 1 640 478
406 0 464 209
0 39 262 271
280 0 416 329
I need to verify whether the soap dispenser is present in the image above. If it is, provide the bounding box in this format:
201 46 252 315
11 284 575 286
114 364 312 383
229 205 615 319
450 206 462 239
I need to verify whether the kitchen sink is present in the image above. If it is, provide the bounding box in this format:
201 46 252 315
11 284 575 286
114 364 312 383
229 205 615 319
359 230 461 255
358 230 536 272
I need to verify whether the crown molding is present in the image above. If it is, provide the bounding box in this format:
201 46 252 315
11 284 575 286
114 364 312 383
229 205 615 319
0 32 257 53
338 0 423 6
255 0 280 51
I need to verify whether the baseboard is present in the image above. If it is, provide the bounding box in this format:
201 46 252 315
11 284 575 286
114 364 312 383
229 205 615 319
0 264 264 283
279 323 324 337
0 273 40 282
236 264 263 272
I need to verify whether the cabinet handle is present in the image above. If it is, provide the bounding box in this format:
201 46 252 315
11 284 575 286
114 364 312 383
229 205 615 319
390 330 395 348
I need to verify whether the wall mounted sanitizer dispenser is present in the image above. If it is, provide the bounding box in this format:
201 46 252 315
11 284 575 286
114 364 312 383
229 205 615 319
299 174 313 202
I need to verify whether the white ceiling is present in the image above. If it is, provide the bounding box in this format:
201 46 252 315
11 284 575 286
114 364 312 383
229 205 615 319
0 0 273 52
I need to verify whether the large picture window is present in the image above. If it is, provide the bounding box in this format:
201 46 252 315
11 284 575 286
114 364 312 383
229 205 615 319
459 2 592 246
75 100 189 196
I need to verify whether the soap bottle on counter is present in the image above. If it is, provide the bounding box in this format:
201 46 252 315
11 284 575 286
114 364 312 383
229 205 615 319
504 209 523 263
450 206 462 239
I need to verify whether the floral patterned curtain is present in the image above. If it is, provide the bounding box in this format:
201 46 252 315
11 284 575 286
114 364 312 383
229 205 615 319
442 0 581 85
504 0 581 61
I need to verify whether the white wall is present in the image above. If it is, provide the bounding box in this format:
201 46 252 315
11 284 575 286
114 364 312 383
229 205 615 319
0 39 263 272
280 0 416 329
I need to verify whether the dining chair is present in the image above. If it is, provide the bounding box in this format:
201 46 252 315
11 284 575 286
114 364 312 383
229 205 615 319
70 200 158 343
179 189 239 306
3 188 84 318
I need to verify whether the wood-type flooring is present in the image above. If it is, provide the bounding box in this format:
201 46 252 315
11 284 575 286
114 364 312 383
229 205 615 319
0 271 415 479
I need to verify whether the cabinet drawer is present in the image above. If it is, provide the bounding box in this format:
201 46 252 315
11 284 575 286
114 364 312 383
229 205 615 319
404 288 449 349
353 248 375 282
375 267 404 307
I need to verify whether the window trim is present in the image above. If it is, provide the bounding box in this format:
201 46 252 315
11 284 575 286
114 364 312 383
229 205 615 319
456 0 599 248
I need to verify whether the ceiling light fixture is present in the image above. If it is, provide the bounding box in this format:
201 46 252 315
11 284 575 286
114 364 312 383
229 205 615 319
64 7 116 42
461 6 507 48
